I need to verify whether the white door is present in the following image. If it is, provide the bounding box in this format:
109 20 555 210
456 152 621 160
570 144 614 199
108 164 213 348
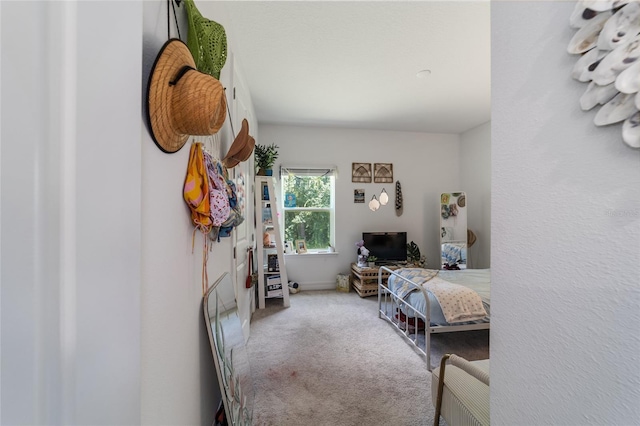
231 62 256 342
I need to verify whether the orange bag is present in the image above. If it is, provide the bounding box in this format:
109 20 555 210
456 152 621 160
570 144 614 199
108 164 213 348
183 143 212 233
183 143 212 296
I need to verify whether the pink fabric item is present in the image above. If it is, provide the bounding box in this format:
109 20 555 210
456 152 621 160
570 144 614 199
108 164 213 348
203 151 230 226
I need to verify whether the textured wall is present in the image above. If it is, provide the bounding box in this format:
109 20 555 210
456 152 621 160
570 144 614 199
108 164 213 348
461 122 491 269
492 2 640 425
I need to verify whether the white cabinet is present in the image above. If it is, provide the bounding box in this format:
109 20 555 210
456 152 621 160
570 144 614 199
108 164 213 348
255 176 290 309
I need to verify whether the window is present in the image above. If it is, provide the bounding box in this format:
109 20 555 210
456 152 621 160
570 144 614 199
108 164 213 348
280 167 336 251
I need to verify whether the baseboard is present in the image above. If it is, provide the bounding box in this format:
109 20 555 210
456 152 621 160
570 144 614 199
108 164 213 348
296 281 335 291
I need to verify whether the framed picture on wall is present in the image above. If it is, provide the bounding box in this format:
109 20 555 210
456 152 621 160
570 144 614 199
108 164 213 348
354 189 365 203
374 163 393 183
352 163 372 183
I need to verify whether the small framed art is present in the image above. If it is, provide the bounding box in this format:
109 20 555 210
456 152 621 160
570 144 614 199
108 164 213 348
374 163 393 183
295 239 307 254
354 189 365 203
352 163 372 183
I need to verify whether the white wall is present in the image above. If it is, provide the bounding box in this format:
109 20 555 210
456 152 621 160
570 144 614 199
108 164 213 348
492 2 640 425
141 2 217 424
1 1 252 423
141 1 253 424
259 124 460 288
460 121 491 269
2 1 142 423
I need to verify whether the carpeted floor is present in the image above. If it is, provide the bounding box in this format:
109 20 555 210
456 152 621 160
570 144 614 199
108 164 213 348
245 290 489 426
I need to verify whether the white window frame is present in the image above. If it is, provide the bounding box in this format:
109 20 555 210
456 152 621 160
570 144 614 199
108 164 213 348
280 167 336 252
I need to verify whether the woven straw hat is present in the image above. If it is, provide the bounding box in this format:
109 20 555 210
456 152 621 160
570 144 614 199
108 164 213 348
185 0 227 80
223 119 255 168
146 39 227 153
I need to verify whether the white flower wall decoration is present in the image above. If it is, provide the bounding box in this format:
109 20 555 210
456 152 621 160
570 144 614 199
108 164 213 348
568 0 640 149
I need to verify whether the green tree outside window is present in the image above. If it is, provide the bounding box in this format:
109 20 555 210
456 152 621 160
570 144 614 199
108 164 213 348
282 173 334 250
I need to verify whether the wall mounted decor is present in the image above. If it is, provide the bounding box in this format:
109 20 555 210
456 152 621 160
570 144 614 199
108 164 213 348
222 118 255 169
352 163 372 183
146 39 227 153
368 194 380 212
395 180 403 216
567 0 640 149
184 0 228 80
379 188 389 205
374 163 394 183
354 189 365 203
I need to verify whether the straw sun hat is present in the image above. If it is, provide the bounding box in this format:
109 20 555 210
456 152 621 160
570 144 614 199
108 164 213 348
467 229 477 247
222 119 255 168
146 39 227 153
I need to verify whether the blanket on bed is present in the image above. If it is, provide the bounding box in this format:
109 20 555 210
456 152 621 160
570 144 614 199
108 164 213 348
393 268 487 324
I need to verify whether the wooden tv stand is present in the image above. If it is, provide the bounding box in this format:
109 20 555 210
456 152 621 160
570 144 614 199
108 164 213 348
350 263 404 298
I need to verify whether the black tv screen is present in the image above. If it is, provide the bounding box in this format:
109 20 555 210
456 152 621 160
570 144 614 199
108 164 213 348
362 232 407 263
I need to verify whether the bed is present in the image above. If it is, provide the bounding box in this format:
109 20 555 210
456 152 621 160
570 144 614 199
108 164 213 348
377 266 490 370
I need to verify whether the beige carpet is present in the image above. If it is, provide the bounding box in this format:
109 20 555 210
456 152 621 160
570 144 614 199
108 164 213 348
246 290 489 426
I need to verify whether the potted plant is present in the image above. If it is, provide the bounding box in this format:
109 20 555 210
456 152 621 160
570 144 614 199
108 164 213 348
407 241 427 268
254 143 279 176
367 255 378 268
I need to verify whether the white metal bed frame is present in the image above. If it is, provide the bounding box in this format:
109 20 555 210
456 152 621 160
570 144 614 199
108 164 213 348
377 266 490 370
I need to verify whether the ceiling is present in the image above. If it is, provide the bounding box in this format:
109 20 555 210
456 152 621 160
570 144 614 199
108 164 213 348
217 1 490 134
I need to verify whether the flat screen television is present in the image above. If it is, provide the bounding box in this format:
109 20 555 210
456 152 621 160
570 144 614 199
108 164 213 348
362 232 407 264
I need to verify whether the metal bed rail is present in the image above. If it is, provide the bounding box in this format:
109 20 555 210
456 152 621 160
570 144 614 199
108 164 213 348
377 266 490 370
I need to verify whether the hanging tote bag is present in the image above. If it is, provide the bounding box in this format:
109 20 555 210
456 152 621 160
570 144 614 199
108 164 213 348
246 250 257 289
183 143 212 233
183 142 212 295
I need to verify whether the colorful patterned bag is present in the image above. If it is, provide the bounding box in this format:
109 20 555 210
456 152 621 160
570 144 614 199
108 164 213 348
222 179 243 226
216 163 244 239
203 150 230 227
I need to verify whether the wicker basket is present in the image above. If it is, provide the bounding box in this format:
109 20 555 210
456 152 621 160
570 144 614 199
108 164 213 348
336 274 350 292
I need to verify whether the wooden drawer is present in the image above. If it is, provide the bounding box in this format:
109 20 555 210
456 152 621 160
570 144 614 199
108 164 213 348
350 263 402 297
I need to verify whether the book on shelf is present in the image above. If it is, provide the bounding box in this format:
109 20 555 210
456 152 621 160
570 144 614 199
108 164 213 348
267 254 280 272
266 275 283 297
266 274 281 285
262 206 272 225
